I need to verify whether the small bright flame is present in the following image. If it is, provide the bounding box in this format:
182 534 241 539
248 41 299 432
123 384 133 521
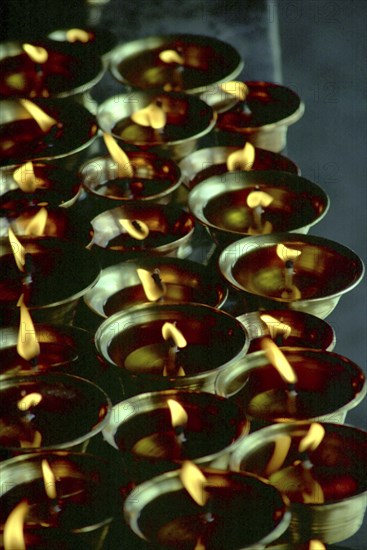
23 207 48 236
137 268 165 301
41 459 57 500
260 337 298 385
66 28 91 43
167 399 189 428
13 161 46 192
219 81 249 101
226 142 256 172
119 219 150 240
19 99 58 133
276 244 302 263
260 314 291 340
162 322 187 349
159 49 185 64
131 102 167 130
265 434 292 476
103 132 134 178
17 295 40 360
308 541 326 550
298 423 325 454
8 227 25 272
17 392 43 411
3 500 29 550
180 461 208 507
247 190 274 209
23 43 48 64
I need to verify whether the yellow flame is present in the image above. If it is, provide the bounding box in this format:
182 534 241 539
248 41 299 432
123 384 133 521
260 314 291 340
180 461 209 507
19 99 58 133
23 207 48 236
19 430 42 449
119 219 150 240
17 392 43 411
103 133 134 178
17 295 40 360
265 434 292 477
247 190 274 209
13 161 46 192
137 268 165 301
159 49 185 64
162 322 187 349
66 28 91 43
308 541 326 550
226 142 255 172
219 81 248 101
167 399 189 428
194 537 206 550
8 227 25 272
131 102 167 130
298 423 325 454
260 337 298 385
276 243 302 263
23 43 48 64
41 459 57 500
3 500 29 550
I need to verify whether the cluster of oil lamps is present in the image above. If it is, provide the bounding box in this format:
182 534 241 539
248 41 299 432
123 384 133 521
0 27 365 550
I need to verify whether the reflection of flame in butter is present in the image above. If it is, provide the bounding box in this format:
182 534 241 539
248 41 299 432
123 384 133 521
226 142 255 172
8 227 25 272
103 132 134 178
23 207 48 236
180 461 208 506
23 43 48 64
309 541 326 550
19 430 42 449
219 81 248 101
137 268 165 301
17 392 43 411
13 161 47 192
131 101 167 129
19 99 58 133
265 434 292 476
167 399 188 428
119 219 149 240
260 314 291 340
159 49 185 64
260 337 297 385
276 243 302 262
41 459 57 499
66 28 91 43
3 500 29 550
17 294 40 360
299 423 325 454
162 322 187 348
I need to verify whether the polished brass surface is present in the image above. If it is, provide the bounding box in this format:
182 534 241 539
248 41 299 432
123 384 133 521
47 27 118 62
219 233 365 318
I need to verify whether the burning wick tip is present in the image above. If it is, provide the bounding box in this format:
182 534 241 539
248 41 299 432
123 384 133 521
287 382 298 397
285 260 294 269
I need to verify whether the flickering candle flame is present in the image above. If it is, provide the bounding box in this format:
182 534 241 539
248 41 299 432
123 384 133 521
8 227 25 272
23 207 48 236
41 459 57 500
299 423 325 454
247 190 274 209
3 500 29 550
246 190 274 234
226 142 255 171
260 314 291 340
260 337 298 385
180 461 209 507
119 218 150 240
17 294 40 360
168 399 188 428
23 43 48 64
131 101 167 130
219 81 249 101
276 244 302 298
19 99 58 133
159 49 185 65
137 268 165 301
103 132 134 178
17 392 43 411
13 161 46 192
308 541 326 550
162 322 187 349
162 322 187 377
265 434 292 476
276 243 302 263
66 28 91 43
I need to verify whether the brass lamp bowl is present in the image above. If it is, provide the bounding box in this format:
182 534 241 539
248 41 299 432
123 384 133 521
83 256 228 318
216 81 305 152
179 145 300 189
218 233 364 319
88 202 195 259
229 422 367 545
188 171 329 247
96 90 216 160
0 98 99 169
94 303 250 393
109 34 243 94
215 348 366 426
79 150 182 204
47 27 118 63
124 468 290 550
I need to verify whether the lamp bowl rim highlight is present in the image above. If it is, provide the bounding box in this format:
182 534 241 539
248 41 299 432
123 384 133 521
0 39 105 99
78 150 183 203
188 170 329 243
178 146 301 189
214 348 366 424
229 421 367 544
83 256 228 318
108 33 244 94
0 98 99 168
94 302 250 392
0 373 112 457
218 232 365 319
102 388 250 469
124 467 291 549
